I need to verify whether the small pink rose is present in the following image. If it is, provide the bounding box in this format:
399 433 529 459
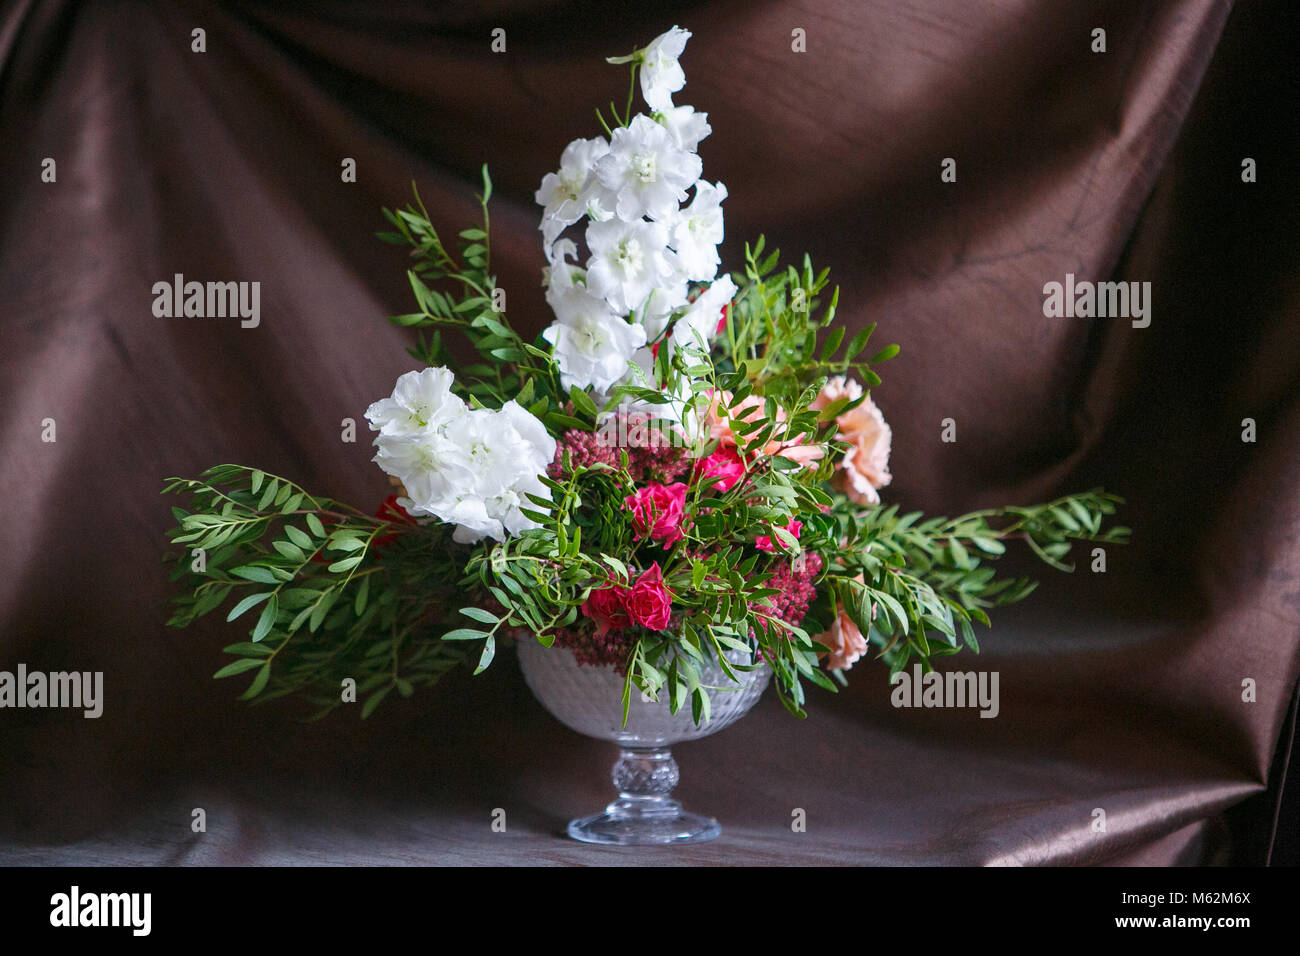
624 482 688 547
625 562 673 631
695 446 746 493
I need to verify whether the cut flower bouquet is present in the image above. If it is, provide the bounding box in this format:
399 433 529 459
165 27 1127 731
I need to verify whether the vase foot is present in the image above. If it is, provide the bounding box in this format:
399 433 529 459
566 747 720 845
566 804 721 845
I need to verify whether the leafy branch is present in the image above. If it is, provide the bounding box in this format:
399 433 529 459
163 465 473 718
378 167 566 417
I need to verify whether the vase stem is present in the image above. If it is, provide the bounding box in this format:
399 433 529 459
565 745 722 845
610 747 680 812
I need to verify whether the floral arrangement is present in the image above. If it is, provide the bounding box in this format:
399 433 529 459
164 28 1126 723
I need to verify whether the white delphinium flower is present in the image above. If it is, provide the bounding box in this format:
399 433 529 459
636 247 691 339
366 369 555 544
655 104 710 152
536 136 611 246
595 114 701 223
364 366 464 437
639 26 690 113
543 237 579 271
543 260 648 392
365 368 472 521
671 273 737 351
668 180 727 281
440 402 557 543
637 279 690 340
585 216 677 315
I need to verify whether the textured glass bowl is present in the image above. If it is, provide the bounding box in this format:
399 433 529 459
516 637 770 845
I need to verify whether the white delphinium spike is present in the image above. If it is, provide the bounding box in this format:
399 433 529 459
595 114 701 223
536 136 612 246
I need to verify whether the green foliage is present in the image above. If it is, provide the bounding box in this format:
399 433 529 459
814 490 1129 678
723 237 891 396
163 465 472 719
377 168 573 430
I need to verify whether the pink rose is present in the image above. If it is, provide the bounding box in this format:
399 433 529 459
624 482 688 546
755 518 803 553
581 582 631 637
696 446 746 493
625 563 672 631
818 609 867 671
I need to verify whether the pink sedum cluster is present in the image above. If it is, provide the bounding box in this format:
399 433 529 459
548 427 618 477
760 552 824 625
549 411 691 484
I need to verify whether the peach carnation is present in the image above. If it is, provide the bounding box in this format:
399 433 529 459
819 610 867 671
811 376 892 505
705 389 825 464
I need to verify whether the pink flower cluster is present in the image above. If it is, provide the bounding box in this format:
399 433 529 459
705 389 825 465
554 625 636 671
810 376 892 505
547 427 617 477
549 412 690 484
759 552 823 625
560 563 676 671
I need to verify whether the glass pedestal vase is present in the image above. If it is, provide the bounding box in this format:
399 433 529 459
516 638 770 845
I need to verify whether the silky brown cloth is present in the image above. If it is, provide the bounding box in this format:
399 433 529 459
1 0 1296 865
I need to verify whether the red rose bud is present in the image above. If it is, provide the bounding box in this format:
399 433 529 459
695 446 745 493
581 582 632 637
625 562 673 631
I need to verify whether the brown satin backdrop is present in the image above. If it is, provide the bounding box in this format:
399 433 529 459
1 0 1296 865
